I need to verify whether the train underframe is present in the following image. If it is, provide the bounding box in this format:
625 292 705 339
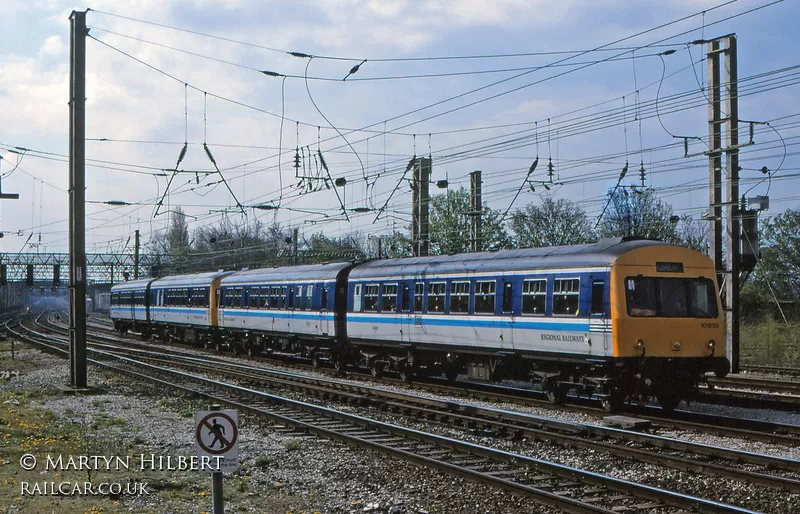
116 319 731 412
343 339 731 412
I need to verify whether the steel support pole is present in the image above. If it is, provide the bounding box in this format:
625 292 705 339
707 40 724 289
69 10 88 388
724 36 740 373
412 158 431 257
134 229 140 280
469 170 482 252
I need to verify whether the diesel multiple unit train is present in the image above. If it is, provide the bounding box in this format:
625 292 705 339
111 238 729 410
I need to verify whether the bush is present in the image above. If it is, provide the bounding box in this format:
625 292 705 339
740 319 800 367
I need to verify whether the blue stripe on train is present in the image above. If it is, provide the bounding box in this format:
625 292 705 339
348 314 591 332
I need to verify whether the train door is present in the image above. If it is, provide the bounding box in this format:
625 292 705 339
400 282 412 343
320 283 330 336
501 280 514 350
589 280 610 355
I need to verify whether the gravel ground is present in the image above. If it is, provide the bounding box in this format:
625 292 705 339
6 337 799 513
2 346 557 513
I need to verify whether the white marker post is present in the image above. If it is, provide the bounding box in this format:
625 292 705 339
196 406 239 514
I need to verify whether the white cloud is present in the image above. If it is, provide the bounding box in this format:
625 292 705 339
39 35 64 56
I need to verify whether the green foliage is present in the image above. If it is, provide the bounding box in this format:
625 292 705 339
510 197 595 248
753 208 800 302
740 319 800 367
283 438 302 451
428 187 510 254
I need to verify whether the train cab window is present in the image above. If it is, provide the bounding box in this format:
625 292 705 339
382 284 398 313
590 281 605 316
428 282 446 313
474 281 496 314
553 278 580 316
626 277 718 318
522 279 546 315
402 284 412 313
450 281 470 314
363 284 379 312
414 283 424 312
321 287 329 311
304 285 313 310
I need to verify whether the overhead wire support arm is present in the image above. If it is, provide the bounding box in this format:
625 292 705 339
203 143 247 217
499 157 538 226
373 156 416 223
317 149 350 222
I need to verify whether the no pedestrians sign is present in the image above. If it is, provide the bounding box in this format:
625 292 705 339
195 410 239 472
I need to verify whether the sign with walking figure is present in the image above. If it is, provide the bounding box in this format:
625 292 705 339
195 410 239 472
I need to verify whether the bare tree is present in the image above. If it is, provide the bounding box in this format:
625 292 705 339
510 197 595 248
598 188 678 242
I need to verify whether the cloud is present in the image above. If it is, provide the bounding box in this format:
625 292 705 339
39 35 64 56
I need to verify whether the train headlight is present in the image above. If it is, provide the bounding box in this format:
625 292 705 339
672 341 681 351
635 339 645 356
708 339 716 356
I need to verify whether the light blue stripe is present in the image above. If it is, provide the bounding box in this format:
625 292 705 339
348 315 590 331
221 309 334 321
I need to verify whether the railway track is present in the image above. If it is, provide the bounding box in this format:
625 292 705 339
6 313 774 513
46 311 800 443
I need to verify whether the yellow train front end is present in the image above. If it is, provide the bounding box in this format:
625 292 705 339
609 244 728 410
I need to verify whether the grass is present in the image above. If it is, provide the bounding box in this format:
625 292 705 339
740 319 800 367
0 378 327 513
283 438 303 451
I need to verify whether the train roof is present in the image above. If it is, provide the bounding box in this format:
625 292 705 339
150 270 233 288
348 238 673 279
110 278 153 292
221 262 354 285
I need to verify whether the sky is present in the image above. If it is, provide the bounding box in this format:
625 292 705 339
0 0 798 256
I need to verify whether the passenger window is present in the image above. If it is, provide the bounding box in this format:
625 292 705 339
522 279 546 315
363 284 379 312
428 282 445 313
382 284 398 313
553 278 580 316
450 281 470 313
474 281 496 314
414 283 424 312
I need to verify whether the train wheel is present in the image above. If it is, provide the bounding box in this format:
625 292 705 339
312 355 323 369
444 365 459 383
545 386 567 405
334 358 347 374
399 364 414 383
370 363 383 378
657 393 682 412
601 390 624 412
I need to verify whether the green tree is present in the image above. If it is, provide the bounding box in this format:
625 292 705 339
510 197 595 248
598 188 677 242
754 208 800 302
428 187 509 254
